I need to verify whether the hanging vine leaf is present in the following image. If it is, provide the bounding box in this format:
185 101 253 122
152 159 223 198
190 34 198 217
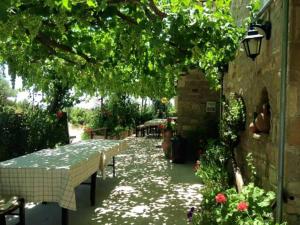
0 0 252 99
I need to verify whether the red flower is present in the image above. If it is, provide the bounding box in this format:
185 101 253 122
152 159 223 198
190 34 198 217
237 201 248 211
159 124 165 130
215 193 227 204
56 111 64 119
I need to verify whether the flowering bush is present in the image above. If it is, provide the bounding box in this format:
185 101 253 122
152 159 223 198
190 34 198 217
191 183 287 225
215 193 227 204
237 201 248 211
165 117 176 131
195 140 230 188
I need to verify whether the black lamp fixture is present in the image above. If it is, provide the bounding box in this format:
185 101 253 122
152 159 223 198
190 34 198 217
242 21 272 61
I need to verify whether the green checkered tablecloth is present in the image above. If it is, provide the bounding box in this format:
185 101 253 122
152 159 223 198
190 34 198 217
144 119 166 127
0 139 127 210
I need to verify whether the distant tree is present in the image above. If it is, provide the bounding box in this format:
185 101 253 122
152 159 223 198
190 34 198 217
0 75 16 106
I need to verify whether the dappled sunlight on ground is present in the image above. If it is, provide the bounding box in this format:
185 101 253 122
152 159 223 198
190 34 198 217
7 137 203 225
90 138 203 225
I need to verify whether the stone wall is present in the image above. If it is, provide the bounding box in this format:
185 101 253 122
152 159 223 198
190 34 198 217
224 0 300 223
176 70 219 159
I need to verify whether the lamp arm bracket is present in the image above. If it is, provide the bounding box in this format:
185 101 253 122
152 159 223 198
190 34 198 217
251 21 272 40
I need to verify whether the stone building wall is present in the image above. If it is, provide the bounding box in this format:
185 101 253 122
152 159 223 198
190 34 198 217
176 70 219 159
224 0 300 223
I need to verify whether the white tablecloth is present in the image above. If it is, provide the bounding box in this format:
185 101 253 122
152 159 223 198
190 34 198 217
0 139 127 210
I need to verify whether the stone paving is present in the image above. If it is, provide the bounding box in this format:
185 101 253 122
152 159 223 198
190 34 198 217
7 137 203 225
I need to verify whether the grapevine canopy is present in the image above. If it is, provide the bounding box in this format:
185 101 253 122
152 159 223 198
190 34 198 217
0 0 245 99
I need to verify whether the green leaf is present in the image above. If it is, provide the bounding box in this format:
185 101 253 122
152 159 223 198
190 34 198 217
86 0 97 7
61 0 71 10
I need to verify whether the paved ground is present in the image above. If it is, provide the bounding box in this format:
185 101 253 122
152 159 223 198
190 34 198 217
7 137 203 225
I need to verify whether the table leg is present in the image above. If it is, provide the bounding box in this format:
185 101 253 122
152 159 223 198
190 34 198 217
90 172 97 206
112 156 116 177
62 208 68 225
0 214 6 225
19 198 25 225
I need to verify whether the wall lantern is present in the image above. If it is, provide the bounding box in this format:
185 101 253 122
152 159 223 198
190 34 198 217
242 21 272 61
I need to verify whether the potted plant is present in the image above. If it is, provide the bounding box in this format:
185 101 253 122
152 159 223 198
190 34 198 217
162 118 176 159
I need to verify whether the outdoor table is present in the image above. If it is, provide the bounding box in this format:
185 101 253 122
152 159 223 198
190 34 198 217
0 139 127 225
144 119 167 127
144 119 167 136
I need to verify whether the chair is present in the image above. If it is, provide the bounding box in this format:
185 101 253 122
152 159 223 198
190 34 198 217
0 196 25 225
135 125 145 137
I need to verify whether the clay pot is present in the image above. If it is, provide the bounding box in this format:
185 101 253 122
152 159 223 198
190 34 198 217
163 129 173 139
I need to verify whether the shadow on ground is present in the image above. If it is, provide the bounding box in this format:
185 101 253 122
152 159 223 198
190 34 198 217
7 137 203 225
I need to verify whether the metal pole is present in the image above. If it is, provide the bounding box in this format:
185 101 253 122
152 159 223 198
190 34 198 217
256 0 273 19
276 0 289 222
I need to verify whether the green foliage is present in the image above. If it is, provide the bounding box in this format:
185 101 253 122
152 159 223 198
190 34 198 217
0 75 16 105
139 105 155 124
246 152 257 183
192 183 282 225
24 106 69 151
193 138 287 225
69 107 94 125
0 103 69 161
70 94 140 137
221 93 246 149
248 0 262 20
0 0 248 98
196 140 230 189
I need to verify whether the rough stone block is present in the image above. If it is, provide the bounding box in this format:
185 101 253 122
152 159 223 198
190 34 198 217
290 6 300 42
268 166 277 186
287 181 300 195
290 43 300 70
286 203 300 214
289 69 300 83
287 116 300 146
287 85 299 117
177 79 186 88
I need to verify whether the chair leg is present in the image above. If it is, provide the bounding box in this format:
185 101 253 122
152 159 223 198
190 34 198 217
0 214 6 225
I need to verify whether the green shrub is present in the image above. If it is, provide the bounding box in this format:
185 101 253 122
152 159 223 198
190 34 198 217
69 107 94 125
139 106 154 124
196 140 230 188
192 183 284 225
80 94 140 136
221 93 246 149
0 104 69 161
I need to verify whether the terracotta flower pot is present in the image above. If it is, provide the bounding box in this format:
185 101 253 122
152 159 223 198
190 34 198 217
163 129 173 139
162 139 172 159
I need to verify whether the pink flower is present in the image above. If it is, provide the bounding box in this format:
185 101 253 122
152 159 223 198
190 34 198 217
215 193 227 204
237 201 248 211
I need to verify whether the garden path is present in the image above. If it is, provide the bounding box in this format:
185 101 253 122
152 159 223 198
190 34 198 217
7 137 203 225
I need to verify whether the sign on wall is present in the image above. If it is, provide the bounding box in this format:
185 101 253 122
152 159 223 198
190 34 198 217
206 101 217 112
